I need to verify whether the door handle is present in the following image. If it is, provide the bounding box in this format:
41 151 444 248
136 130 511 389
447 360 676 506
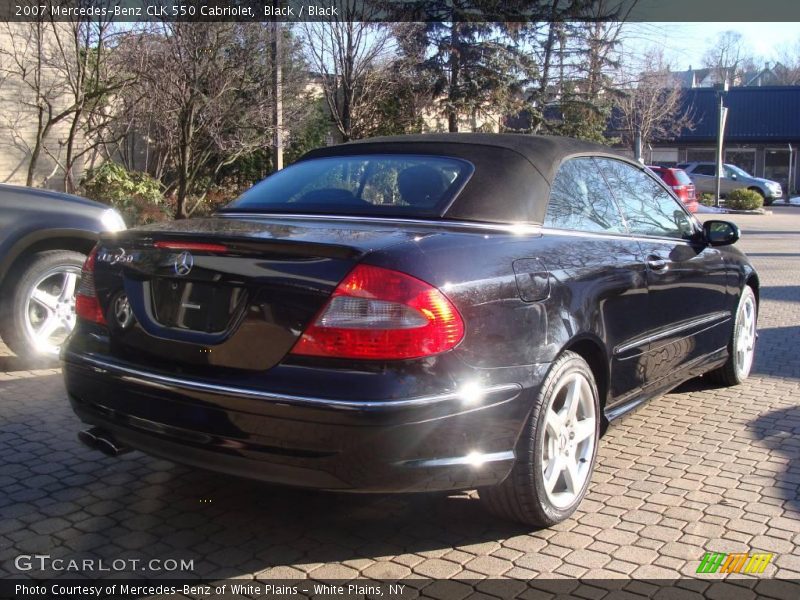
646 257 668 270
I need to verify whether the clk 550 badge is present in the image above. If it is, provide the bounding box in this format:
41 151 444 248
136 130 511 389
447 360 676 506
97 248 134 264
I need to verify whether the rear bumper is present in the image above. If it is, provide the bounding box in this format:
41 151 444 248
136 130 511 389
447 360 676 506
63 353 543 493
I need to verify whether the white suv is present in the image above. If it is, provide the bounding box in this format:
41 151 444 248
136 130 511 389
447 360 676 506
678 162 783 205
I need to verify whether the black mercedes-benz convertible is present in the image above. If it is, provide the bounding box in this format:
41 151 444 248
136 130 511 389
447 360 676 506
63 134 758 526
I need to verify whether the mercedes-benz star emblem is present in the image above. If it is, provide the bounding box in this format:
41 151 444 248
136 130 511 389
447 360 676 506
174 251 194 276
113 294 135 330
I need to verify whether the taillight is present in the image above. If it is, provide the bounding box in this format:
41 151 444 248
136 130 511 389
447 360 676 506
290 264 464 360
672 185 689 201
75 245 106 325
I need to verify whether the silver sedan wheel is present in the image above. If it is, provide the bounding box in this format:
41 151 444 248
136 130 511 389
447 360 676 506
734 290 757 380
541 372 597 509
23 266 81 355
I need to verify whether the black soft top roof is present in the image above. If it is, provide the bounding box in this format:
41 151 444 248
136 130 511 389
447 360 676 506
302 133 627 224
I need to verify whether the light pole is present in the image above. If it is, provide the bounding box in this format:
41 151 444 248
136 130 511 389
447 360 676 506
714 81 729 208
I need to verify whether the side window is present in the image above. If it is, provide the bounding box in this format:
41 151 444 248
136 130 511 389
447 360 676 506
597 158 694 240
694 164 715 176
544 158 626 233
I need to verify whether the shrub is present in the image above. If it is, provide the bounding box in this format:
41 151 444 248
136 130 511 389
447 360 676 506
80 163 170 226
699 193 716 207
187 178 250 218
726 188 764 211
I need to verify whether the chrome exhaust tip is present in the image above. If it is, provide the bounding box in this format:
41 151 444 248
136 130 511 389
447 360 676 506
77 428 131 457
77 428 99 449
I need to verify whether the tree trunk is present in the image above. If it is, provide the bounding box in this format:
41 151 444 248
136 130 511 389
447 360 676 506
27 107 48 187
175 105 195 219
342 22 355 141
447 23 461 133
64 108 82 193
532 20 560 134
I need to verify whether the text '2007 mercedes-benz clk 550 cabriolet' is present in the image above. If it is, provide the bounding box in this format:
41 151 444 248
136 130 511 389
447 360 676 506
63 134 758 526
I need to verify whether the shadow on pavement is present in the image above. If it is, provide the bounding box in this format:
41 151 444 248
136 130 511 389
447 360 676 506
1 382 533 579
4 456 533 578
748 405 800 515
750 325 800 380
757 285 800 303
669 376 721 394
0 353 59 373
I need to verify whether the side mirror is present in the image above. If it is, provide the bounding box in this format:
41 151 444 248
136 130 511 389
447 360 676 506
704 220 740 246
730 173 738 180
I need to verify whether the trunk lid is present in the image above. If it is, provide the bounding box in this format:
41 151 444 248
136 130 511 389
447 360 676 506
92 216 427 372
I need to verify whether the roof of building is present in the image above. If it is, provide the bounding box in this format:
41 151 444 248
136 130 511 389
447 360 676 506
672 86 800 143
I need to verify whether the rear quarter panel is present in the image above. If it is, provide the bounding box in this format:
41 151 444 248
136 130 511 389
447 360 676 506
363 228 644 380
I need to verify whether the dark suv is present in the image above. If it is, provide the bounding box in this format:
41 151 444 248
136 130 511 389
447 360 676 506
0 184 126 357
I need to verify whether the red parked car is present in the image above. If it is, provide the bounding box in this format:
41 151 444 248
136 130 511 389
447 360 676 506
647 166 699 213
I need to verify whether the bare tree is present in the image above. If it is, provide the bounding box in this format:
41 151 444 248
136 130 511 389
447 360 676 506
0 10 131 191
511 0 631 141
301 2 392 141
774 39 800 85
702 30 756 85
47 16 134 192
0 20 71 187
118 22 311 217
615 48 694 156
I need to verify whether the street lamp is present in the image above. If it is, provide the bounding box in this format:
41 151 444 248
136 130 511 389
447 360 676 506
714 81 729 208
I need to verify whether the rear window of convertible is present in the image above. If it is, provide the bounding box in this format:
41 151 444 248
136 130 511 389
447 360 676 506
222 155 474 217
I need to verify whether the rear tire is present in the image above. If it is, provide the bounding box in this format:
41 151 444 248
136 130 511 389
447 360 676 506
706 286 757 387
479 351 600 526
0 250 86 358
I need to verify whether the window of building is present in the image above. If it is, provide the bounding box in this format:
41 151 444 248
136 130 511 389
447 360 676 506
686 149 716 163
725 149 756 175
764 149 792 192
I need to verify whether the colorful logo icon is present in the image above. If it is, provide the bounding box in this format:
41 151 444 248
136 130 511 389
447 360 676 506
697 552 773 574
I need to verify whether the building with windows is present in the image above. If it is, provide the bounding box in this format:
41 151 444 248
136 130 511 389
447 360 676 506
648 86 800 195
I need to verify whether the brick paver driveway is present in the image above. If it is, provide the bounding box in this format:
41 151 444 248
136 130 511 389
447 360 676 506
1 208 798 584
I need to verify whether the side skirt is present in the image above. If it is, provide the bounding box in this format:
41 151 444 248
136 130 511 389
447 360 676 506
604 347 728 423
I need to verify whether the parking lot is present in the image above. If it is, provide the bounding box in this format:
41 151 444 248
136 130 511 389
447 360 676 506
1 208 798 586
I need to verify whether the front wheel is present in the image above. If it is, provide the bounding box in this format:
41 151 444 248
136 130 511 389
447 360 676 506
0 250 86 358
707 285 757 386
479 351 600 526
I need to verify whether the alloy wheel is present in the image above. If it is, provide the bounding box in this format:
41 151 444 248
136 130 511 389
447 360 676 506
734 292 757 380
23 266 81 355
541 372 597 509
